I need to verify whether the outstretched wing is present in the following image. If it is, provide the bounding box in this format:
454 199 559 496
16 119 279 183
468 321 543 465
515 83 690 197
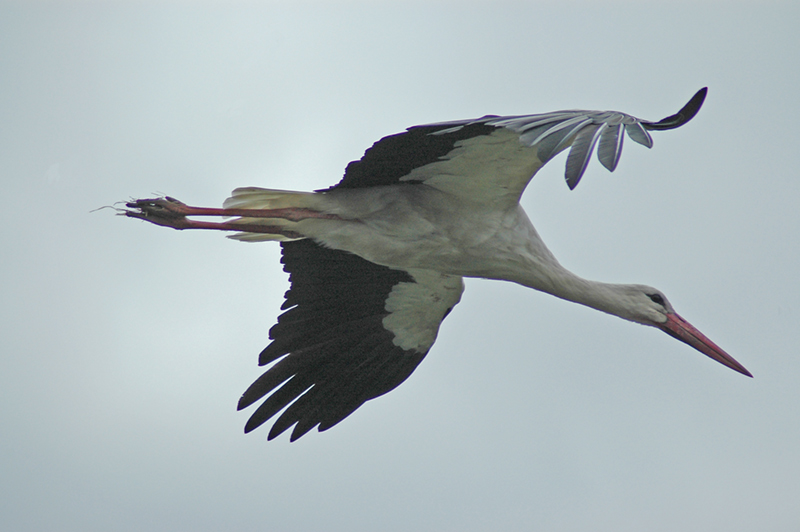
329 87 706 203
238 239 464 441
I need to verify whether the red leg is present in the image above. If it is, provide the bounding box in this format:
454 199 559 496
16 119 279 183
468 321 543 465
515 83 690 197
124 197 339 237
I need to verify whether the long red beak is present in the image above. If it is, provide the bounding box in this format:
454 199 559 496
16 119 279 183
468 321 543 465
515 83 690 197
659 313 752 377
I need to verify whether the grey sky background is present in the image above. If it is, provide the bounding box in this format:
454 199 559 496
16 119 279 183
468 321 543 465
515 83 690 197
2 2 799 531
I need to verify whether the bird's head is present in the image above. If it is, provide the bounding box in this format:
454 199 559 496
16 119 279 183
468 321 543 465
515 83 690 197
619 285 752 377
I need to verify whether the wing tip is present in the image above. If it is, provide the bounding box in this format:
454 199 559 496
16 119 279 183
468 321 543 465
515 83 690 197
643 87 708 131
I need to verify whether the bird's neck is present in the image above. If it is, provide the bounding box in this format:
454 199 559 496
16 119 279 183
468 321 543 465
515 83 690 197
511 254 645 325
498 206 645 324
548 272 643 322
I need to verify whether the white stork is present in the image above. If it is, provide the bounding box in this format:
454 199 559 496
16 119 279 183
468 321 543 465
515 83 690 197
125 87 751 441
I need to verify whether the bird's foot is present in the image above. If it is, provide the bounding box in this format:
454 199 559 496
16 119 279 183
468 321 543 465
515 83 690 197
124 197 198 229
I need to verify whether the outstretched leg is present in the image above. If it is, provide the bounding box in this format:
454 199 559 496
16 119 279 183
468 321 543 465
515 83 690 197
124 196 340 238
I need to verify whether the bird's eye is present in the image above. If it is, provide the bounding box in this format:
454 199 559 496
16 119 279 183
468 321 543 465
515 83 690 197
648 293 665 306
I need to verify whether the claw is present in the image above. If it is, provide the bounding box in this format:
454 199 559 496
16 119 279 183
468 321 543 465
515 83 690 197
124 197 196 229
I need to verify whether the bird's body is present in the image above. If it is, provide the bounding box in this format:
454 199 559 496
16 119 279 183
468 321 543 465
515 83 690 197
125 87 751 441
230 184 549 281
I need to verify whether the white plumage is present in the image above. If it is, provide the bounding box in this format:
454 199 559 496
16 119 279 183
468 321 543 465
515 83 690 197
125 87 751 442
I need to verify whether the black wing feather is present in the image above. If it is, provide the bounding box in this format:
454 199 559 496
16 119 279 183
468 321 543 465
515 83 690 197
238 240 428 441
327 122 498 190
642 87 707 131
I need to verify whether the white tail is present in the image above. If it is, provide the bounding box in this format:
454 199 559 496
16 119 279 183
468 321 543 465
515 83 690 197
223 187 319 242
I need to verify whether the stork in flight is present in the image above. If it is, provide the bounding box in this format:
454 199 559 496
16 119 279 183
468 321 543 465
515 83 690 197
125 87 751 441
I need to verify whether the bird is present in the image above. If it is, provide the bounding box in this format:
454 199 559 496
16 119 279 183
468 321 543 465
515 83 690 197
125 87 751 442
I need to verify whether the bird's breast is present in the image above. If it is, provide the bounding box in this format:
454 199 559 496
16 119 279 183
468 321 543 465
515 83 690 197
303 187 557 283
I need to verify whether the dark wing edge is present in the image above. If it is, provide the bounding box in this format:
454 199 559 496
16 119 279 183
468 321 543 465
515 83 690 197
238 240 463 441
641 87 707 131
326 122 498 190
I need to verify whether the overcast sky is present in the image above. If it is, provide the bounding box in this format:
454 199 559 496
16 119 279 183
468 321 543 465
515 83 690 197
2 2 799 531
